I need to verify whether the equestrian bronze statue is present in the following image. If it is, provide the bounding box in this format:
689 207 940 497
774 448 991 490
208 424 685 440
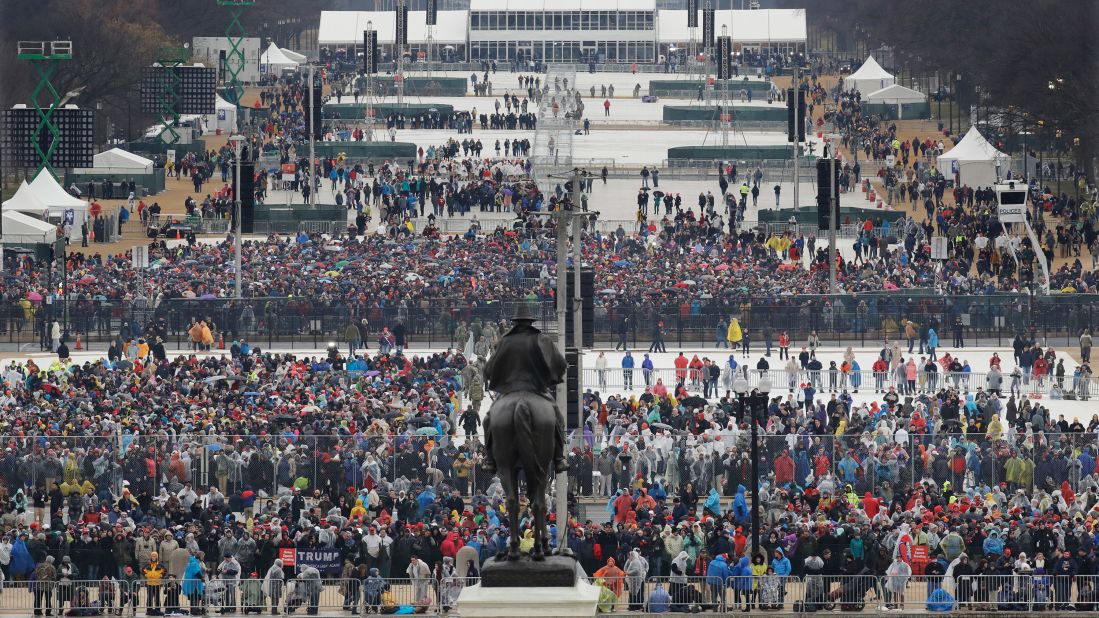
481 303 568 561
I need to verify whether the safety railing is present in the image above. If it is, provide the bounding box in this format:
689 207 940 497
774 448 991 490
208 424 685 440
125 576 446 616
0 579 125 616
582 366 1099 398
3 571 1099 615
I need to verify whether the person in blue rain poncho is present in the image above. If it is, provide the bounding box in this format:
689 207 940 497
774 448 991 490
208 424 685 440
732 485 750 524
795 451 812 487
704 487 723 517
9 535 34 578
182 554 206 608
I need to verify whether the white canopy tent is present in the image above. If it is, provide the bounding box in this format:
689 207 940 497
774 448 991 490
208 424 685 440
260 42 299 74
865 83 926 118
2 181 50 221
72 148 154 175
203 94 239 134
280 47 306 64
657 8 807 44
0 209 58 245
845 56 894 95
937 127 1012 188
5 172 89 226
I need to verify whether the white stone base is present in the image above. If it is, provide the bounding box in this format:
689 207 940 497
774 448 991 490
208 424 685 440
457 580 602 617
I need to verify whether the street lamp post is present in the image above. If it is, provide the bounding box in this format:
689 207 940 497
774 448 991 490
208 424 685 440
734 375 770 555
228 134 245 298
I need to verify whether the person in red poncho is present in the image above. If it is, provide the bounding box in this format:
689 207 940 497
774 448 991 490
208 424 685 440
674 353 689 382
773 449 795 487
440 530 464 558
863 492 881 519
613 490 634 524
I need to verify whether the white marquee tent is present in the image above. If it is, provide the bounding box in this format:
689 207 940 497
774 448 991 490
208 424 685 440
937 127 1012 188
0 209 58 245
261 42 299 73
280 47 307 64
4 172 89 226
865 83 926 118
845 56 894 95
203 94 239 134
73 148 154 175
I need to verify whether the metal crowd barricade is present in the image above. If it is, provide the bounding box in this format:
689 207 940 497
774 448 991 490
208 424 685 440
720 574 803 612
639 576 724 613
0 579 127 616
301 577 439 614
951 573 1071 612
810 573 881 612
579 366 1099 398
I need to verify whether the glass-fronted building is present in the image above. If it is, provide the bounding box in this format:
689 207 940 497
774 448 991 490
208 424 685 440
317 5 805 65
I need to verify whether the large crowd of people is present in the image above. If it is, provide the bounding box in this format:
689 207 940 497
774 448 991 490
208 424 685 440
8 44 1099 617
0 319 1097 613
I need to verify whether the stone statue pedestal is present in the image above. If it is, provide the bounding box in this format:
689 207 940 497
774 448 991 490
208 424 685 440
458 557 601 617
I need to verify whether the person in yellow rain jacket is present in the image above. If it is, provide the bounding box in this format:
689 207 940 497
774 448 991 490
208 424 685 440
727 318 743 349
144 551 167 614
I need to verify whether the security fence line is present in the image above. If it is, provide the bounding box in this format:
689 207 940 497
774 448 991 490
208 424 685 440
9 293 1099 352
4 574 1097 614
583 366 1098 398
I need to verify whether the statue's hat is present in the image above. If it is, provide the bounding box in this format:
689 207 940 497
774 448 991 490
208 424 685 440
511 302 538 323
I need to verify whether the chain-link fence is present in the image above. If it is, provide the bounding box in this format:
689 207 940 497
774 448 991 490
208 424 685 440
9 293 1099 352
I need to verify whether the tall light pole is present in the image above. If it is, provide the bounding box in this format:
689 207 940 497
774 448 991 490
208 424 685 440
308 63 317 208
735 375 771 556
229 134 244 298
792 54 801 217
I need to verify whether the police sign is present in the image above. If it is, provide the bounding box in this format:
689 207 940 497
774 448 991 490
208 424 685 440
995 183 1027 224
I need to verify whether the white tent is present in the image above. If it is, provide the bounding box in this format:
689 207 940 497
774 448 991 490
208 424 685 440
937 127 1012 188
203 94 238 134
0 209 58 245
72 148 154 175
5 172 90 226
845 56 894 95
280 47 306 64
2 181 50 219
261 42 298 74
865 84 926 119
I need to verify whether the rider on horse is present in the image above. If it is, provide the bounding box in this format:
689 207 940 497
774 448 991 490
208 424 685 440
480 302 569 475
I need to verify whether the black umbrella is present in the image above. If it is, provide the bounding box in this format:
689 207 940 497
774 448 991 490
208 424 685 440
680 396 707 409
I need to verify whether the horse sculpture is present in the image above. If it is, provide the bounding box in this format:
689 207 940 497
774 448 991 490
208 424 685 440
485 392 557 560
480 304 568 562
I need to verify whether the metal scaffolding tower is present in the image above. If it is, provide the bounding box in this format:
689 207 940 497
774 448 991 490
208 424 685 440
16 40 72 179
218 0 255 109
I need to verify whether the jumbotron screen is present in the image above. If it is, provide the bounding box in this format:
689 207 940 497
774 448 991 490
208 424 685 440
2 107 94 169
140 66 217 114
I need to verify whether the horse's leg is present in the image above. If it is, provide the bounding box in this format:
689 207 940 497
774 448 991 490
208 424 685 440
506 494 521 561
530 483 546 561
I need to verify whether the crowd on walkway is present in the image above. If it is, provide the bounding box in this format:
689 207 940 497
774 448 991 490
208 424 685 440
1 300 1099 613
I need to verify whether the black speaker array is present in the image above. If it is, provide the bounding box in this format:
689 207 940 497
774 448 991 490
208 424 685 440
787 88 806 143
687 0 699 28
395 5 409 46
426 0 438 26
363 30 378 74
702 8 715 49
300 84 324 139
234 160 255 234
716 36 732 80
565 267 595 348
816 158 841 231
